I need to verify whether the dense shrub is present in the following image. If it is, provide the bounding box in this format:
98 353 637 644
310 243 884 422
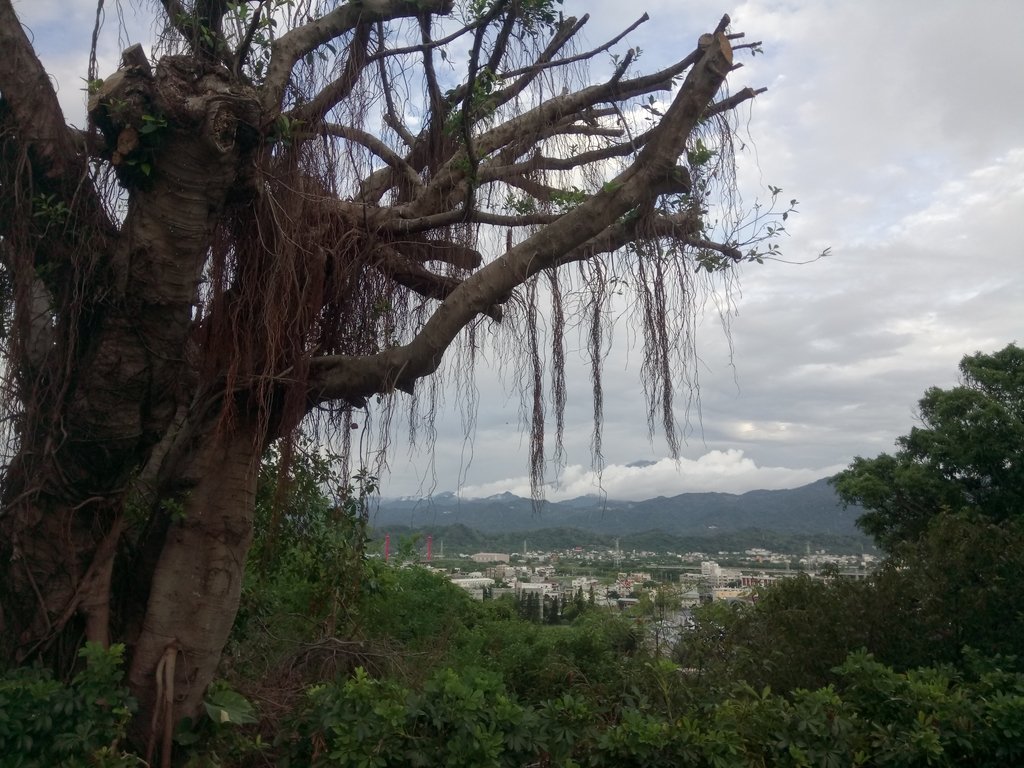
278 650 1024 768
286 666 542 767
0 643 137 767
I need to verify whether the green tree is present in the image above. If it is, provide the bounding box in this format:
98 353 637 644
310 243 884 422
290 666 543 768
236 448 374 644
526 592 542 623
833 344 1024 550
544 595 560 625
673 519 1024 693
890 513 1024 662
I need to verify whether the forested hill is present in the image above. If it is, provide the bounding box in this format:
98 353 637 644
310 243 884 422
373 478 863 538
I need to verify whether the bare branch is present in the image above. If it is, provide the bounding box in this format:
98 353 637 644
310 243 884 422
365 13 484 66
457 0 511 220
500 13 648 81
465 47 700 165
484 4 518 75
501 175 568 203
474 13 588 115
681 236 744 262
0 0 84 183
361 9 591 209
357 10 649 215
556 125 625 138
376 207 562 235
157 0 232 64
392 237 483 270
480 129 652 183
705 85 767 117
310 123 423 192
418 14 447 139
609 46 636 84
288 24 373 126
377 41 416 148
232 0 268 76
393 49 691 222
262 0 454 112
0 0 115 248
308 30 741 404
552 210 706 267
372 246 503 322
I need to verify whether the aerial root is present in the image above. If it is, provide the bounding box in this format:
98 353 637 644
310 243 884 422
147 641 179 768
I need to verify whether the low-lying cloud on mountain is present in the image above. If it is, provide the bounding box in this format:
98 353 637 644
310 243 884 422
376 477 866 543
456 449 846 502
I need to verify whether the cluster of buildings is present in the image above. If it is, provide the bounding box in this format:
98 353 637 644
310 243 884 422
443 547 878 605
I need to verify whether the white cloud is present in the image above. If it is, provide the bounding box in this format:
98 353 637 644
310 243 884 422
457 449 844 500
15 0 150 125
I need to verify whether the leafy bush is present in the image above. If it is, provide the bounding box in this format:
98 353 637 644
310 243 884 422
830 651 1024 767
0 643 138 767
450 607 642 704
358 561 478 656
287 666 542 767
588 652 1024 768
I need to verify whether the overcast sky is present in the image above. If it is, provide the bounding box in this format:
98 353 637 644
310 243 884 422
17 0 1024 500
393 0 1024 500
417 0 1024 501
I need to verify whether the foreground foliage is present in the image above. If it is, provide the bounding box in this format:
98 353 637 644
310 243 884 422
0 644 137 767
677 516 1024 693
8 597 1024 768
277 651 1024 768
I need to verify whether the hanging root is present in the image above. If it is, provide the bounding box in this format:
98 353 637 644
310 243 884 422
146 641 179 768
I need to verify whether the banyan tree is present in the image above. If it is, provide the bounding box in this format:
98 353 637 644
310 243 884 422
0 0 791 738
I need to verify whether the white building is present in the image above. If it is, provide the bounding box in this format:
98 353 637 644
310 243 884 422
570 577 599 594
700 561 742 588
470 552 510 563
450 576 495 592
449 576 494 601
515 580 556 597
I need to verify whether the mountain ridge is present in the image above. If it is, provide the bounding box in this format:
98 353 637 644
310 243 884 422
373 477 863 538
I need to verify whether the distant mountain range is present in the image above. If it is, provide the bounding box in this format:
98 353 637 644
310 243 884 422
372 478 864 540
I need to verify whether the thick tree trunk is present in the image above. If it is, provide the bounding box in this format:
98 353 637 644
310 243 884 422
128 418 262 740
1 55 259 684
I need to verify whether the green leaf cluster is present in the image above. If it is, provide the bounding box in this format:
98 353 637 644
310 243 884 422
280 646 1024 768
675 514 1024 694
288 666 541 768
0 643 138 767
470 0 565 34
235 447 374 644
